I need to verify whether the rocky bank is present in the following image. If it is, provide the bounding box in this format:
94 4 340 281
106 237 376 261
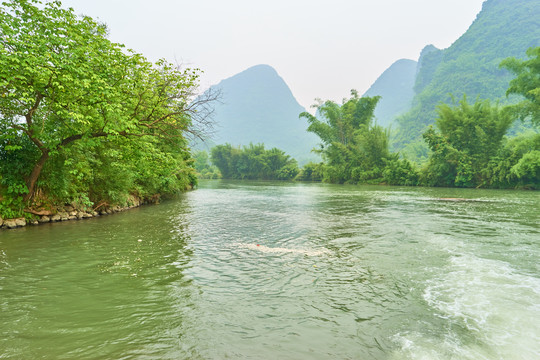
0 195 153 230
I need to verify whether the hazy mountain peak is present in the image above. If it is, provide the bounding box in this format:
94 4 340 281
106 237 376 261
218 64 281 89
232 64 279 77
200 64 318 162
214 64 300 108
417 45 441 67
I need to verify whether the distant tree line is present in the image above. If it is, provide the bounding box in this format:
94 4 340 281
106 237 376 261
296 46 539 189
201 47 539 189
208 143 298 180
3 0 536 224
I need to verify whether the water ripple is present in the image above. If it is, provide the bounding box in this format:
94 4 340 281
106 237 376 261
1 181 538 359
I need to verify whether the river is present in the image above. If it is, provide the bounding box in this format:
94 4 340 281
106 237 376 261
1 180 539 359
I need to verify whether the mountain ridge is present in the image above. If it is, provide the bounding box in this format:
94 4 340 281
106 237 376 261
393 0 540 158
198 64 318 163
362 58 417 127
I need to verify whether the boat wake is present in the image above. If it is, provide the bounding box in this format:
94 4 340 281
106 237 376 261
235 243 330 256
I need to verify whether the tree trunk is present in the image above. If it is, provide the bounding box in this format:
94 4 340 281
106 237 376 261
24 150 49 201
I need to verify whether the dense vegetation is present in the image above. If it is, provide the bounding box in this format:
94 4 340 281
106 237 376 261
195 44 539 189
210 143 298 180
502 46 540 125
393 0 540 161
193 151 221 179
298 91 418 185
299 47 539 189
1 0 538 223
0 0 212 219
423 98 516 187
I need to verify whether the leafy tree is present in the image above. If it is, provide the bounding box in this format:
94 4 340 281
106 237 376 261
482 132 540 189
501 46 540 125
210 144 239 179
276 162 299 180
422 97 514 187
0 0 212 215
510 150 540 186
300 91 391 183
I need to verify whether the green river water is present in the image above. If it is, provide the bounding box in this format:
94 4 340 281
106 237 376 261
0 180 539 359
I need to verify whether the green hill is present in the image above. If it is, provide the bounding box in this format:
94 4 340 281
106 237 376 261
197 65 318 163
363 59 417 128
393 0 540 159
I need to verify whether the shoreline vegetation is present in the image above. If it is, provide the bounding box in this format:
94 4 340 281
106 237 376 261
197 75 539 190
0 194 155 229
1 1 539 229
0 0 215 227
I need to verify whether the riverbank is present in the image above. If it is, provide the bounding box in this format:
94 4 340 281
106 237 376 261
0 195 156 230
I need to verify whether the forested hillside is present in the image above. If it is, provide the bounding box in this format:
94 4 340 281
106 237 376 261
298 44 539 189
394 0 540 159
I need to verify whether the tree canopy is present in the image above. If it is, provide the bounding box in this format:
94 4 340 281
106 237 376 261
0 0 213 217
298 48 539 189
210 143 298 181
300 91 410 184
422 97 514 187
501 46 540 125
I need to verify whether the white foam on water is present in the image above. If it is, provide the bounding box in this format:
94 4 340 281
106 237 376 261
234 243 330 256
392 254 540 359
0 249 9 269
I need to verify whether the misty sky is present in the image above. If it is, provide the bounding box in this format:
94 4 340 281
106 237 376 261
61 0 486 109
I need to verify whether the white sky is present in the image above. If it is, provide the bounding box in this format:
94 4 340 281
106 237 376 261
61 0 486 109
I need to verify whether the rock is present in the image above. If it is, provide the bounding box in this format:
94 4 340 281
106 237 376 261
3 218 26 228
69 211 77 217
0 215 3 227
64 205 74 212
68 215 77 220
51 214 62 222
30 219 39 225
77 211 85 219
4 219 18 228
82 212 92 218
92 211 99 217
39 216 51 223
58 212 69 221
